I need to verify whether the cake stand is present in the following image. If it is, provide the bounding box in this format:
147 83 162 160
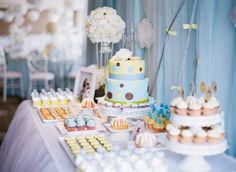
97 97 155 119
167 113 228 172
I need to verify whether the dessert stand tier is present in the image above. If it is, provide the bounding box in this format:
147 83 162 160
171 113 222 127
166 139 228 172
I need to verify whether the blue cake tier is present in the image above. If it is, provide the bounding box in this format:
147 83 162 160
105 78 149 104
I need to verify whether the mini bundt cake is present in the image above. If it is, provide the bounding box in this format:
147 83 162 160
135 132 157 148
81 98 96 108
110 117 128 130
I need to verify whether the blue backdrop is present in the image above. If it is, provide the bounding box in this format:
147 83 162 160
87 0 236 157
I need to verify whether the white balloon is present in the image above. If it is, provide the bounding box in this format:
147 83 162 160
47 10 61 22
0 11 4 19
27 10 40 22
15 16 25 26
13 4 28 16
3 14 14 23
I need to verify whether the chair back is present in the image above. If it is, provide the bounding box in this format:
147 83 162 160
0 46 7 75
27 51 49 74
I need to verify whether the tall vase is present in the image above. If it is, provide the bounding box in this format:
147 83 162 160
96 42 113 67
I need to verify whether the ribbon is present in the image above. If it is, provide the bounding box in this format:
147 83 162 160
166 29 177 36
183 23 198 30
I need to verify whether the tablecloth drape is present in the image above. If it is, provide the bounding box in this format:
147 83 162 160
0 100 236 172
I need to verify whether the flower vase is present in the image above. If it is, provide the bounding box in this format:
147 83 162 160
96 42 113 67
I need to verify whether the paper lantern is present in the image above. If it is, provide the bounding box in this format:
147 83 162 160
135 18 154 48
27 10 40 22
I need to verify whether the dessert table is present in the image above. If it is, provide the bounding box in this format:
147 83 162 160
0 100 236 172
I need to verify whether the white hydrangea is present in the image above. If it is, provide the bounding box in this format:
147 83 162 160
85 7 126 43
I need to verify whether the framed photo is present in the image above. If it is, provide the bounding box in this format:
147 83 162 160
74 67 97 101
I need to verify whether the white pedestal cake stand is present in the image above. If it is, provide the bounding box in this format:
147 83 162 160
167 139 228 172
97 97 155 119
168 113 228 172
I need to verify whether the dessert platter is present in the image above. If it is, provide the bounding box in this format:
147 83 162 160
166 82 228 172
97 49 155 119
38 107 71 123
56 116 106 135
59 134 112 161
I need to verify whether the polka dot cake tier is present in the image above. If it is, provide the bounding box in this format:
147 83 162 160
99 49 155 118
105 49 149 104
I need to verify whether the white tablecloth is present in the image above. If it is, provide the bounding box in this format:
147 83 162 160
0 100 236 172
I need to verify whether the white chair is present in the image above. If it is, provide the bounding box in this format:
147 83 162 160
27 54 55 97
67 71 77 89
0 47 24 102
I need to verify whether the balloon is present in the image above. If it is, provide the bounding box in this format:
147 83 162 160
15 16 25 26
13 4 28 16
27 10 40 22
135 18 154 48
0 11 4 19
47 10 61 23
3 14 14 23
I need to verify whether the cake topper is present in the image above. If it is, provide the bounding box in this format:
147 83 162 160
200 81 217 101
178 86 185 99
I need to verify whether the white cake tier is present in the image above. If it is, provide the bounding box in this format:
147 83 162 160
166 139 228 156
170 113 222 127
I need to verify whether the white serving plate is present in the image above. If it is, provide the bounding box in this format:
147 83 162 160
56 118 107 135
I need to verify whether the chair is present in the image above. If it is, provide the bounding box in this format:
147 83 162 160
27 54 55 97
67 71 77 89
0 46 24 102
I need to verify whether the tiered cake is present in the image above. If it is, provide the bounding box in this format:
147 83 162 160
98 49 155 118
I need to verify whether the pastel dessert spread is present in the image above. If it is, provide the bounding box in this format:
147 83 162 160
105 49 149 104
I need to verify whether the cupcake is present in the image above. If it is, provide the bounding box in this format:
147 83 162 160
175 98 188 115
86 118 96 130
168 127 180 142
202 96 220 115
212 125 225 140
75 118 86 131
187 97 202 116
193 129 207 144
147 118 155 130
66 119 78 132
170 97 182 113
152 118 165 132
179 129 193 144
166 123 174 132
207 129 221 144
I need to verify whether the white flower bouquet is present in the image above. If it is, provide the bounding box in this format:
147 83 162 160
85 7 126 43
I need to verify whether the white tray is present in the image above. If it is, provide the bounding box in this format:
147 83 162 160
166 139 228 156
170 113 222 127
59 134 109 164
38 108 69 123
56 118 107 135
